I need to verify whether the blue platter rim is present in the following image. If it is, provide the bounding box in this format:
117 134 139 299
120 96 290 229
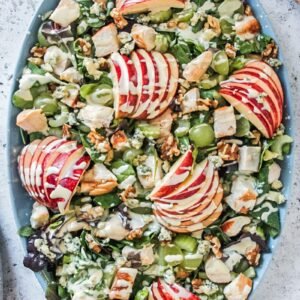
6 0 296 296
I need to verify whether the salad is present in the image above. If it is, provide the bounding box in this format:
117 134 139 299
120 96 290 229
13 0 293 299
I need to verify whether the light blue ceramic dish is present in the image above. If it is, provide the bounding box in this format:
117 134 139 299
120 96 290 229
7 0 295 297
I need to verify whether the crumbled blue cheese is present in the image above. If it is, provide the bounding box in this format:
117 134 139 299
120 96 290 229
196 280 219 296
164 269 176 285
158 226 172 241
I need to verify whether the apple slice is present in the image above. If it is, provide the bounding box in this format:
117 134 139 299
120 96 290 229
145 51 170 118
219 88 273 138
131 49 156 119
220 81 278 130
156 203 223 233
35 138 67 205
245 60 284 101
49 151 91 213
157 279 200 300
149 148 194 199
161 159 211 201
232 68 283 107
116 0 185 15
29 136 58 201
151 282 167 300
147 53 179 119
22 139 42 198
156 171 219 214
43 142 82 206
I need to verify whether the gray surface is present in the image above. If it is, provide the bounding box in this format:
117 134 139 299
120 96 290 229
0 0 299 299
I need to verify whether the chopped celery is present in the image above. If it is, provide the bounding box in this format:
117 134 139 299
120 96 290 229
181 252 203 271
270 135 293 159
211 51 229 76
175 119 191 138
235 116 250 137
173 8 194 23
149 9 173 24
174 234 198 252
134 288 149 300
137 123 161 139
243 267 256 278
123 148 143 164
159 244 183 266
218 0 244 17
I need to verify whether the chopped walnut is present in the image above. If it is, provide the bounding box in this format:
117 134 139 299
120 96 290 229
30 46 47 58
110 130 130 151
205 15 221 36
199 98 219 109
217 141 240 161
119 186 137 202
62 124 72 139
225 43 237 59
262 42 279 60
88 130 113 162
76 38 92 56
191 278 203 290
77 204 105 221
177 22 189 30
126 228 143 240
110 8 128 29
176 268 190 279
167 20 177 28
85 233 101 254
246 244 261 266
205 235 222 259
160 135 180 161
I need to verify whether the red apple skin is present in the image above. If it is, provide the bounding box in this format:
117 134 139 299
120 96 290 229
43 141 79 206
29 136 58 202
18 145 32 197
220 81 278 130
149 148 194 199
117 0 185 15
161 160 211 201
156 171 219 216
35 138 67 206
148 53 179 120
131 49 156 119
50 153 91 212
22 139 42 198
229 71 283 125
156 183 223 224
122 54 139 115
219 88 273 138
245 61 284 101
232 68 283 107
151 282 167 300
145 51 170 118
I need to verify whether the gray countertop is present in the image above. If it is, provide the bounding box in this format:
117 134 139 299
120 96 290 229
0 0 300 299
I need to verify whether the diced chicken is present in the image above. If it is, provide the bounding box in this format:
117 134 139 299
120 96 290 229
16 109 49 134
60 67 83 83
50 0 80 27
225 175 257 214
83 58 103 80
80 163 118 196
109 267 138 300
78 104 114 129
92 23 120 57
181 88 200 114
235 16 260 41
44 46 70 76
224 273 252 300
183 51 213 82
30 202 49 229
96 213 129 241
131 24 156 51
221 216 251 237
205 256 232 283
238 146 261 174
268 162 281 184
122 245 155 266
224 236 261 266
214 106 236 138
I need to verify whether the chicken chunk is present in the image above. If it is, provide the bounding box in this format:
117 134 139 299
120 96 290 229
16 109 49 134
131 24 157 51
50 0 80 27
92 23 120 57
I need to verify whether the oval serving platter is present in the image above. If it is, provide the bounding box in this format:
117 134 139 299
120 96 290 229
6 0 295 297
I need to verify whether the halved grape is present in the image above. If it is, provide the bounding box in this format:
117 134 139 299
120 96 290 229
189 124 215 148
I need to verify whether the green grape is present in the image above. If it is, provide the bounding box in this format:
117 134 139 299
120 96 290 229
34 93 58 116
218 0 244 17
12 91 33 109
189 124 215 148
174 234 197 252
173 8 194 23
212 51 229 76
199 76 219 90
149 9 173 23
